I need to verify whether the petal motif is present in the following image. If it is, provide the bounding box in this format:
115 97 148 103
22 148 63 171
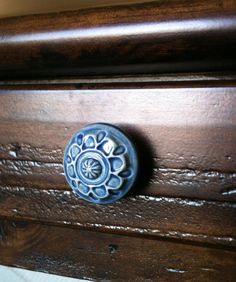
83 136 95 149
68 164 76 178
106 174 121 189
119 169 132 178
77 134 83 145
71 180 77 188
109 157 123 172
70 145 80 159
96 131 106 143
78 182 90 195
113 145 126 155
93 186 107 198
97 140 113 156
67 156 72 163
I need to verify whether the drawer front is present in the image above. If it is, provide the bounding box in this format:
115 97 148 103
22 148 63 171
0 85 235 231
0 82 235 280
0 87 235 199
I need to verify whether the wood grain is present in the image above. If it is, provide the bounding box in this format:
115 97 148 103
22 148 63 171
0 219 236 281
1 89 235 163
0 87 235 202
0 0 155 19
0 186 235 247
1 72 236 86
0 1 235 279
0 0 236 78
0 156 236 202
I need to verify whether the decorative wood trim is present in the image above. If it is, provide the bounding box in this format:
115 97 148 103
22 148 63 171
0 0 236 78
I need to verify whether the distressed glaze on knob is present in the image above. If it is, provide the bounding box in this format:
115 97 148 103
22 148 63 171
63 123 138 204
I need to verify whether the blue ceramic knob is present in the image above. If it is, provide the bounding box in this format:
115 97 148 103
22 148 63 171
63 123 138 204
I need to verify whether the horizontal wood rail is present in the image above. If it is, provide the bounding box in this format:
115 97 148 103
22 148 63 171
0 0 236 78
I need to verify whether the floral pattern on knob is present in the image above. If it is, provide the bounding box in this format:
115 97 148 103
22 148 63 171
63 123 138 204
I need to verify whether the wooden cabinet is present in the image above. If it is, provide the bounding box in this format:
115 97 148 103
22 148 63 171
0 1 235 281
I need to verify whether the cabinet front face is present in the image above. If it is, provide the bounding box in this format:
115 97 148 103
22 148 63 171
0 1 236 280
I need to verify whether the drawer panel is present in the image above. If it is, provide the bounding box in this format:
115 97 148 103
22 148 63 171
0 87 235 202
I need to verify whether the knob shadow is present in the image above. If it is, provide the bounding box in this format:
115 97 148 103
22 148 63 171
121 126 155 197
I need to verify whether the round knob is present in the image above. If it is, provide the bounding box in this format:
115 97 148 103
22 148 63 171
63 123 138 204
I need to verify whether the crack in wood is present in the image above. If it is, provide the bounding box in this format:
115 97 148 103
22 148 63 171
0 156 235 201
0 186 235 247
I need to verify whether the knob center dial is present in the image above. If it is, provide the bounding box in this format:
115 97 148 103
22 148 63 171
76 150 109 186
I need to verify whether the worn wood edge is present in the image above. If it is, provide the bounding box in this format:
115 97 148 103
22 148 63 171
2 81 236 90
0 157 235 202
0 186 235 247
0 72 236 86
2 0 235 24
0 0 157 19
0 87 235 128
0 219 235 281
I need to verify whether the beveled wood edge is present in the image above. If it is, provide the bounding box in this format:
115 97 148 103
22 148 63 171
0 72 236 86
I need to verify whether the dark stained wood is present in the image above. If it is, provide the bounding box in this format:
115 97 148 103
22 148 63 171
1 72 236 86
1 156 236 202
0 219 236 281
0 2 235 279
1 87 235 172
0 186 235 247
0 0 236 78
0 0 156 19
0 86 235 202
